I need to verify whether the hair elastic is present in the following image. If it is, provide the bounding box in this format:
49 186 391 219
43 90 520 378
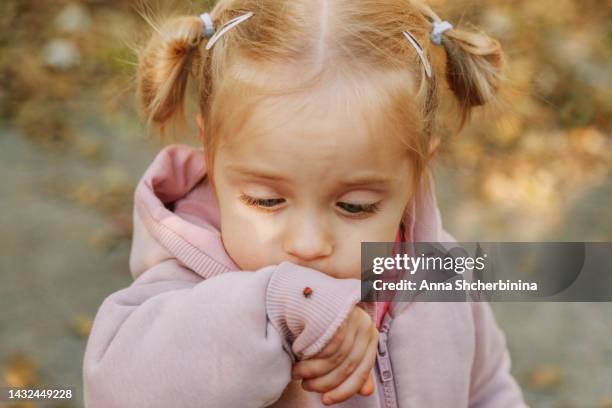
199 12 215 38
403 31 432 79
199 11 254 51
430 20 453 45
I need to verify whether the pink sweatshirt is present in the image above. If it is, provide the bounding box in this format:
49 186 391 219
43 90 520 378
82 144 527 407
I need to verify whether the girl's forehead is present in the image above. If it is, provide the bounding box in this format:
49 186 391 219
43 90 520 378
222 91 405 162
219 74 411 157
216 93 411 183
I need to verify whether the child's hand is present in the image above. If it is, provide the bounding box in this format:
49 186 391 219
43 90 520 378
291 306 379 405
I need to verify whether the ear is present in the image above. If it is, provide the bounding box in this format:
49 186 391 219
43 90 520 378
196 113 205 145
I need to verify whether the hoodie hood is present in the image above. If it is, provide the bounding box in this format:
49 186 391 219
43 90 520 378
129 144 451 305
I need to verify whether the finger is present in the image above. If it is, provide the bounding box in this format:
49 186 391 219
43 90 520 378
293 313 359 380
357 373 374 396
315 306 368 359
302 322 373 393
314 313 353 359
321 330 378 405
358 330 378 397
294 324 356 380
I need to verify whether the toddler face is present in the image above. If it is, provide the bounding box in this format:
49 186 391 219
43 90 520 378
210 88 414 279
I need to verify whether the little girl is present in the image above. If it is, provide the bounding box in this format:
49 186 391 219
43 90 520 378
83 0 527 407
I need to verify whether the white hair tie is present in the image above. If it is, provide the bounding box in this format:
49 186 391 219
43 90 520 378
199 12 215 38
430 20 453 45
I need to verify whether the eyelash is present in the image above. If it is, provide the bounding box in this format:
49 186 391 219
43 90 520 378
338 202 381 215
239 194 285 212
239 194 381 216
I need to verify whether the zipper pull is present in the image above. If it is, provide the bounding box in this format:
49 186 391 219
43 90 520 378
376 331 393 382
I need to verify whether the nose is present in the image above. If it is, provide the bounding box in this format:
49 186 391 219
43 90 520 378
282 215 333 263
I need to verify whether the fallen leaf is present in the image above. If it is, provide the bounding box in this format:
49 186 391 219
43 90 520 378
2 353 39 388
69 315 93 338
526 365 563 390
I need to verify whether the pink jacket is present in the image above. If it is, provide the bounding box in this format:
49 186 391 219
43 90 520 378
82 144 527 408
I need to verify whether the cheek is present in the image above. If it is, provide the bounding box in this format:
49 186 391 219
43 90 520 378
218 201 280 271
331 220 401 279
332 252 362 279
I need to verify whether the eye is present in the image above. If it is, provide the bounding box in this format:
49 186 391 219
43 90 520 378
240 193 286 210
336 202 381 215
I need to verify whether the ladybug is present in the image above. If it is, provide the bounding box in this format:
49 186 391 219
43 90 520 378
303 287 313 298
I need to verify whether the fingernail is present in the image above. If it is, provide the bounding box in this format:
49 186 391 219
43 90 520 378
322 395 333 405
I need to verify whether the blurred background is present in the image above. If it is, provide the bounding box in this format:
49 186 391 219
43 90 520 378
0 0 610 407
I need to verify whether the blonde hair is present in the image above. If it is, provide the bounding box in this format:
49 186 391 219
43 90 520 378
136 0 505 192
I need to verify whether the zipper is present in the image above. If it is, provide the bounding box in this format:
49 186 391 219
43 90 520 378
376 313 398 408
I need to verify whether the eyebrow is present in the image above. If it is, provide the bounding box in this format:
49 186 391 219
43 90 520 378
226 164 392 188
226 165 291 183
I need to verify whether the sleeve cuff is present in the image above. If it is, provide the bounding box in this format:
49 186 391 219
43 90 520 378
266 261 368 359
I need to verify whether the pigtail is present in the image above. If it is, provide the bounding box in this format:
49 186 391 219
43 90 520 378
135 13 206 138
443 28 506 130
415 2 506 131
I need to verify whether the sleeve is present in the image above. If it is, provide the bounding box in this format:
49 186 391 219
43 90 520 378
82 259 366 408
468 301 529 408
